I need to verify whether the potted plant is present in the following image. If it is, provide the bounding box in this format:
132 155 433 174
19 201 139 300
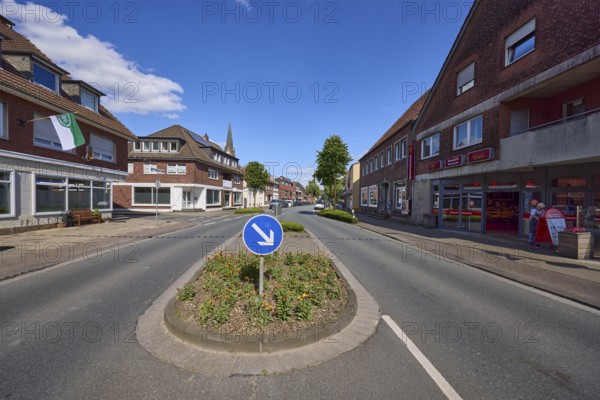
558 227 594 259
92 208 103 223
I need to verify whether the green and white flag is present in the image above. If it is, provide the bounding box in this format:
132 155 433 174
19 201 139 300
49 113 85 150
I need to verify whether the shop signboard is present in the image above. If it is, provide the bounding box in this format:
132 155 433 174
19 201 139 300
445 155 464 168
467 147 494 164
535 208 566 247
426 160 442 172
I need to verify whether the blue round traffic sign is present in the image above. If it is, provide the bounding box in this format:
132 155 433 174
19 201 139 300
242 214 284 255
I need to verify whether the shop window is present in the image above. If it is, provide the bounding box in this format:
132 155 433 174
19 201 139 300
505 19 535 66
551 177 586 188
92 182 111 209
394 182 407 214
68 179 91 209
360 187 368 206
0 171 14 217
524 179 542 189
369 185 378 207
234 192 243 205
35 176 66 213
551 192 585 223
133 187 169 205
207 189 221 205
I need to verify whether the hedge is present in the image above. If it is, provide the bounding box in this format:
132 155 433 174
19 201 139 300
318 209 359 224
233 208 264 214
280 221 305 232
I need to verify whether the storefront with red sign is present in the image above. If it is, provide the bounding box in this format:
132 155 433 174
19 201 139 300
429 161 600 240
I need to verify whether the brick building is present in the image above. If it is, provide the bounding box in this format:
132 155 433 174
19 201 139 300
409 0 600 237
113 124 243 212
358 92 427 219
0 15 136 231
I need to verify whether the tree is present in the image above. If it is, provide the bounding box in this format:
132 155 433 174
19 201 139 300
244 161 270 207
314 135 352 207
323 180 344 204
306 179 321 200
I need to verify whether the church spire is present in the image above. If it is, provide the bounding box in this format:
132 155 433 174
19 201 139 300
224 121 235 156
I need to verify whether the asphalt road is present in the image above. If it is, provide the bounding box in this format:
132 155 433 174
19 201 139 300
1 208 599 399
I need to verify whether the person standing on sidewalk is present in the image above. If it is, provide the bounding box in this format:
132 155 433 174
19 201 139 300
529 202 545 247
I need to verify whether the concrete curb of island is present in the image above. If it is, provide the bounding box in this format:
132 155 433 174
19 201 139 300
136 230 381 377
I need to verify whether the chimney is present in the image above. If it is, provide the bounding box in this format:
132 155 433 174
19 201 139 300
204 133 209 141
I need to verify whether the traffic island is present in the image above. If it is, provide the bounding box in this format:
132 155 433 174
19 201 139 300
136 231 380 376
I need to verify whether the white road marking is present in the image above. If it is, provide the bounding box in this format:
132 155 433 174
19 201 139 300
204 222 215 226
382 315 463 400
187 218 197 222
223 218 231 222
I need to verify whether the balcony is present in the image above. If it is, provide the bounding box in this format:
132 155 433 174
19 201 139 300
500 109 600 169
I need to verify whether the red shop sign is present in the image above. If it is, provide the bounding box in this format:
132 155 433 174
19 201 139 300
445 155 464 168
426 160 442 171
408 145 415 180
467 147 494 163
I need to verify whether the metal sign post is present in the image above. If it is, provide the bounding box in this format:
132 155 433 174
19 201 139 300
242 215 284 295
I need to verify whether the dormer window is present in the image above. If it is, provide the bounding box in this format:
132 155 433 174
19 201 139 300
33 63 59 92
81 88 99 112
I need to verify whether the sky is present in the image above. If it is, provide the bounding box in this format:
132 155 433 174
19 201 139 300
1 0 471 185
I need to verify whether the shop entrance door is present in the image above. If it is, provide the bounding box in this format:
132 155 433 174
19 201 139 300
485 191 520 234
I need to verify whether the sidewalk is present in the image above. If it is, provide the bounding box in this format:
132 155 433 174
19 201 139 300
355 212 600 309
0 218 195 281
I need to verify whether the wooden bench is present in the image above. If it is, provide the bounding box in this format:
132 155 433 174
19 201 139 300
70 209 98 226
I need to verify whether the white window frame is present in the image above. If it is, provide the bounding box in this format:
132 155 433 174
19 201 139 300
206 189 221 205
395 138 408 161
457 62 475 95
142 141 151 151
0 170 15 218
170 142 178 152
167 164 186 175
386 146 392 166
360 187 368 206
394 182 408 214
421 133 440 160
132 141 141 151
132 186 171 206
453 115 483 150
233 192 243 205
208 168 219 180
151 142 160 152
143 163 158 174
127 163 134 174
505 19 536 66
33 174 67 215
90 133 115 163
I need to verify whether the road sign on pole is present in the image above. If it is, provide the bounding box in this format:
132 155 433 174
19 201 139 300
242 214 284 256
242 214 284 295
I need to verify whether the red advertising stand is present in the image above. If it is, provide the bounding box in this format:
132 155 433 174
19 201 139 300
535 208 567 247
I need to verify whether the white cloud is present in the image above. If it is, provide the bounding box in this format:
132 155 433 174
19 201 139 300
0 0 186 117
235 0 251 8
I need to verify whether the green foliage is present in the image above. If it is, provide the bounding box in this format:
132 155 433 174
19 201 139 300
280 221 304 232
296 298 313 321
274 288 293 321
234 208 263 214
306 179 321 199
191 251 344 327
176 284 196 302
314 135 352 205
318 209 359 223
93 208 102 220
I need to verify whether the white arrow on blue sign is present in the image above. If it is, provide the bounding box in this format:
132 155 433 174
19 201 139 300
242 214 284 255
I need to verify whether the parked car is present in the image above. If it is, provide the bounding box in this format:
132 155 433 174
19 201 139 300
269 199 281 209
285 200 294 208
314 202 325 210
280 200 289 208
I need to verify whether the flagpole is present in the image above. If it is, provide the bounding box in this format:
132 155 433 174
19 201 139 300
26 112 80 123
